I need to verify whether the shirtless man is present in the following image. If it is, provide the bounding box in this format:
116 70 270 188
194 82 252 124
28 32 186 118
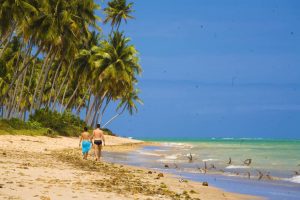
79 127 92 160
92 124 105 161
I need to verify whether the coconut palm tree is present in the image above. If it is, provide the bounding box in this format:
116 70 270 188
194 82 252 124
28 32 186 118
87 31 141 126
102 88 143 128
103 0 134 32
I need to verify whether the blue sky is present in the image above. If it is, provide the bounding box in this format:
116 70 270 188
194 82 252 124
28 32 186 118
96 0 300 139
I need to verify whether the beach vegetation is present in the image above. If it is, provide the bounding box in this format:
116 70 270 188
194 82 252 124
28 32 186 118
0 118 49 136
0 0 142 134
29 109 85 136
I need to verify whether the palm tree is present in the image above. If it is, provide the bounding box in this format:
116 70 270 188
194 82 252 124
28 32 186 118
103 0 134 32
0 0 39 57
88 31 141 126
102 88 143 128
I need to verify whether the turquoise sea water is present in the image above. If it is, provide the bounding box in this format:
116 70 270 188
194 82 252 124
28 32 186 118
140 138 300 181
104 138 300 199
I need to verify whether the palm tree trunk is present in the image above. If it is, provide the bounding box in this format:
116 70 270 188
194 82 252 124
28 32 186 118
86 91 107 123
75 86 91 114
37 50 57 109
64 82 80 111
18 63 34 119
5 71 20 118
0 23 16 58
91 101 102 127
99 96 111 125
0 45 41 104
59 82 69 113
2 49 22 115
13 42 34 116
15 63 29 118
7 77 21 119
116 23 121 32
85 96 98 124
102 106 126 128
51 60 72 111
47 60 63 108
86 94 91 116
30 48 52 114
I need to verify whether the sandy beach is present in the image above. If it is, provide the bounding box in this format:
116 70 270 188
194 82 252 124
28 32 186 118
0 135 261 200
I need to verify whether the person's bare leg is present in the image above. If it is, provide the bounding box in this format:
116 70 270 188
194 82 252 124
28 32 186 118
94 145 98 161
99 145 102 160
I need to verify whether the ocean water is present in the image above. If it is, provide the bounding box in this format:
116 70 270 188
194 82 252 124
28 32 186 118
103 138 300 200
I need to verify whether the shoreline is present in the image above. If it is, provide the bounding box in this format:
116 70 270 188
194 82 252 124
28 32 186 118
0 135 261 200
114 139 300 200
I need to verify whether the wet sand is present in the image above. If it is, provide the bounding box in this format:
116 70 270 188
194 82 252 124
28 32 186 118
0 135 261 200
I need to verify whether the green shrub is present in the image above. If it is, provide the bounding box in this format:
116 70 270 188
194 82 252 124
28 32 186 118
3 118 29 129
0 118 43 131
26 120 43 129
101 128 117 136
29 109 87 136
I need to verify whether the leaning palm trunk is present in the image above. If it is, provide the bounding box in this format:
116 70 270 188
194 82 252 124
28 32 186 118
0 23 16 58
13 44 34 117
15 64 29 118
91 95 108 127
30 48 52 114
19 63 35 119
94 110 101 127
47 60 63 108
86 93 92 116
59 82 69 113
51 60 72 111
85 91 107 124
98 96 111 125
75 86 91 114
5 48 24 118
63 82 80 111
6 77 21 119
91 101 102 127
0 45 41 104
37 50 57 109
102 106 126 128
85 96 98 124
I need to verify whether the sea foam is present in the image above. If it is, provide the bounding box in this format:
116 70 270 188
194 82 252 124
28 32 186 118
202 158 219 162
226 165 250 169
165 154 179 160
137 151 161 156
287 175 300 184
161 142 193 148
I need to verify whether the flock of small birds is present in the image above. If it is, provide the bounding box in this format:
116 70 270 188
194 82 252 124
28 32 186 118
162 153 300 181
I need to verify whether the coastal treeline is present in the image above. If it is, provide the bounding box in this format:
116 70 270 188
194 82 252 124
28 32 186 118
0 0 142 128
